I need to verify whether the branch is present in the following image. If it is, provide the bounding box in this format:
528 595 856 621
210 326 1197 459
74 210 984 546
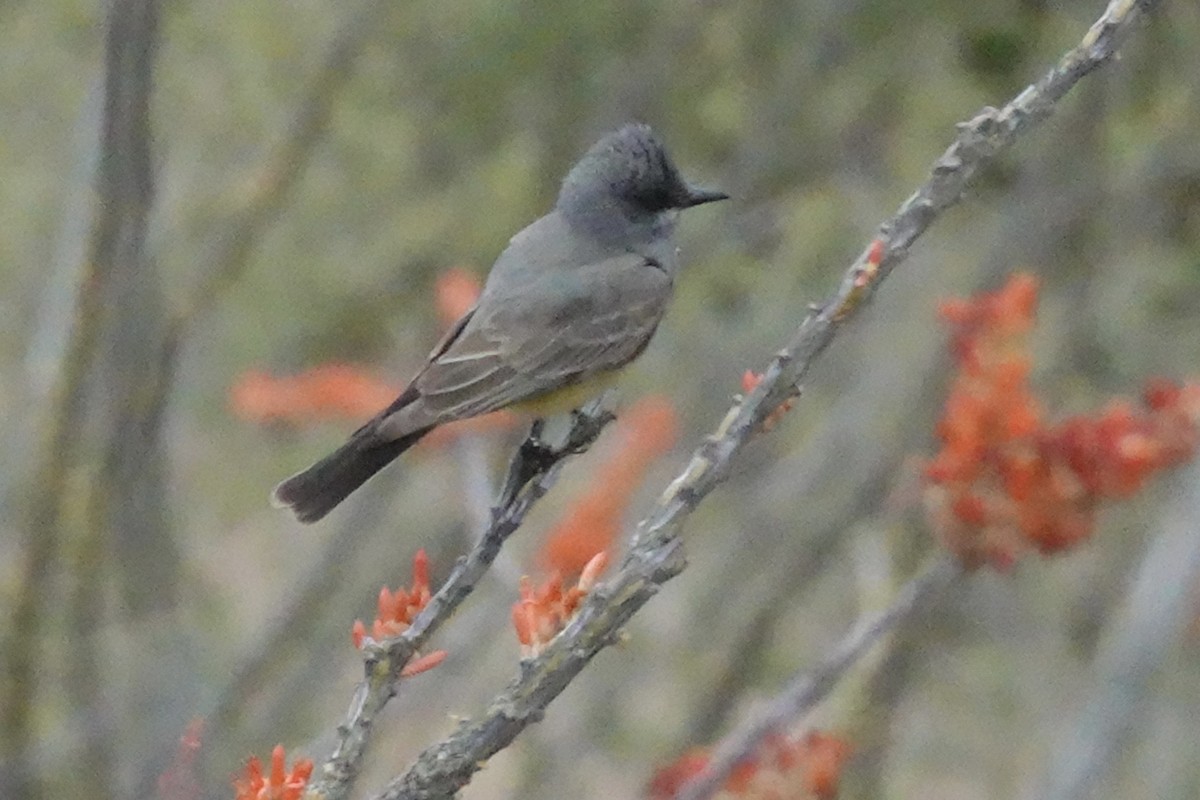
357 2 1165 797
129 3 389 528
304 406 614 800
1 1 159 798
635 0 1163 561
675 558 961 800
169 0 389 337
114 11 387 781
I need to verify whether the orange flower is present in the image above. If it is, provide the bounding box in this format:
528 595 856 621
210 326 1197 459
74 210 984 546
233 745 313 800
512 552 608 659
351 550 447 675
352 549 434 646
399 649 448 678
646 749 710 800
538 396 678 577
853 238 886 289
229 364 399 426
229 272 513 443
835 238 888 320
924 273 1200 568
647 731 851 800
231 360 524 450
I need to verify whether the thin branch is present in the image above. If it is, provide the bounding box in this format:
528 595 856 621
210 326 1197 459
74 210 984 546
169 0 389 337
128 4 389 530
676 557 962 800
118 11 386 782
304 406 614 800
71 1 162 794
356 2 1164 797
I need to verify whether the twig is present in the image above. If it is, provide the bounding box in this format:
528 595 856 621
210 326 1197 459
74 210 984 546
304 405 614 800
134 0 389 522
675 557 961 800
159 0 388 786
357 2 1164 797
169 0 389 337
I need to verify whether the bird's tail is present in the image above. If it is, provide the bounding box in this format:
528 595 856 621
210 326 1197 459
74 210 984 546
272 427 431 524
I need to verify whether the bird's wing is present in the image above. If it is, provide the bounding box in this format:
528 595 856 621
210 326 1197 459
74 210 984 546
394 253 672 429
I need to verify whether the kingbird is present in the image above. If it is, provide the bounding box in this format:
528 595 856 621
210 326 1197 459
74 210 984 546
273 124 727 522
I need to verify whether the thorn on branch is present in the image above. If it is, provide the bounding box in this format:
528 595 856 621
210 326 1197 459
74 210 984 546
740 371 798 433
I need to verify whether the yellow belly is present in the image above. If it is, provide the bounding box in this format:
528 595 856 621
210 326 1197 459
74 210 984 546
508 371 622 416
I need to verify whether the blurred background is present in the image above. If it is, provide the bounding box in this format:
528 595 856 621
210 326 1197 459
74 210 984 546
2 0 1199 798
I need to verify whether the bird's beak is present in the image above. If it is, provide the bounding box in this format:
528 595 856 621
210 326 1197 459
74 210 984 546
682 185 731 208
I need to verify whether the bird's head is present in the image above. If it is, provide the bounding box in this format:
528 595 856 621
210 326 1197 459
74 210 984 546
557 124 728 222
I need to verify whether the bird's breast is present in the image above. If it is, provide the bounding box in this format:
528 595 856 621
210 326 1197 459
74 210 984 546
507 371 623 416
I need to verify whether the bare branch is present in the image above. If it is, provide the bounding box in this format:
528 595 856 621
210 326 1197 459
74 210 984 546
676 558 962 800
354 2 1165 797
170 0 389 336
633 0 1163 563
304 406 614 800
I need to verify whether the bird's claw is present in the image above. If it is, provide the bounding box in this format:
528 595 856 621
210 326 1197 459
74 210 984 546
495 420 553 509
564 408 615 454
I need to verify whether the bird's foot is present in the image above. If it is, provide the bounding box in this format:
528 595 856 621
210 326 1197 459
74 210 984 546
492 408 616 512
564 407 616 454
495 420 555 509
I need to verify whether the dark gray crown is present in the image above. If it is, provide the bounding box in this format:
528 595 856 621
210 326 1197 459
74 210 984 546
557 124 692 214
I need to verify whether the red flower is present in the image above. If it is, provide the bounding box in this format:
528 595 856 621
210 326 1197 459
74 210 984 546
229 365 399 426
646 749 710 800
233 745 313 800
512 552 608 659
350 550 446 675
352 549 432 647
230 363 520 446
924 273 1200 568
647 731 851 799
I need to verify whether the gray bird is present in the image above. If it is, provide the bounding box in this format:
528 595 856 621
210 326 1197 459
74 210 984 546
273 123 728 523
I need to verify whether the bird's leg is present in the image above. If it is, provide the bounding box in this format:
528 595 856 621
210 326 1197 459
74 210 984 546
493 408 616 511
496 418 554 509
564 407 616 453
528 417 546 445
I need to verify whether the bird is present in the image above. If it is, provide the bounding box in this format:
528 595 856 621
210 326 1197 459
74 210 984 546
272 123 728 523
